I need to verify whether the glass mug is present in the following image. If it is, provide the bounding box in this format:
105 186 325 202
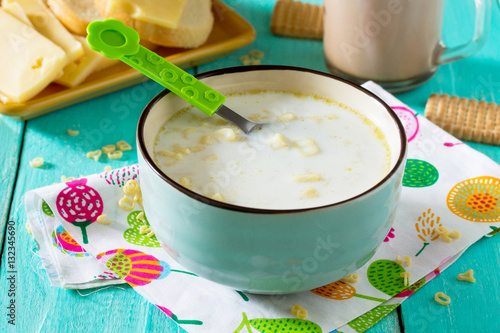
323 0 491 93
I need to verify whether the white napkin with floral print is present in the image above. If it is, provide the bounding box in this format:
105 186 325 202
25 82 500 333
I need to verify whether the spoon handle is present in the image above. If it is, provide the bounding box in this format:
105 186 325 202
86 19 226 116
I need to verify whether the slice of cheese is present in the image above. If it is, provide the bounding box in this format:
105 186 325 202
93 57 120 73
3 0 83 62
55 35 118 87
0 10 67 103
2 1 33 27
106 0 187 29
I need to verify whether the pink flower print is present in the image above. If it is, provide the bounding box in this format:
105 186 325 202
156 305 202 325
100 165 139 187
96 249 169 287
391 106 419 142
384 228 395 242
52 225 89 257
56 178 103 244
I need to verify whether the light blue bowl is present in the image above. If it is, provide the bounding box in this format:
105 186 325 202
137 66 407 294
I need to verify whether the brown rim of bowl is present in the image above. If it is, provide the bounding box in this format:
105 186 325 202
137 65 407 215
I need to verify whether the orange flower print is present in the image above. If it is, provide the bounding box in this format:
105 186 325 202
447 176 500 223
415 208 442 256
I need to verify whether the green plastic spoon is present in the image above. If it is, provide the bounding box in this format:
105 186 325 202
86 19 260 134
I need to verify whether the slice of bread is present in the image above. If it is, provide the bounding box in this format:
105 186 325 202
47 0 158 50
94 0 214 48
47 0 103 35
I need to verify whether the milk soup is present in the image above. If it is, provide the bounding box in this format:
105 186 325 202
153 90 391 210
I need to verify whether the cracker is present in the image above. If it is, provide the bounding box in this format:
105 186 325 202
424 93 500 145
270 0 323 40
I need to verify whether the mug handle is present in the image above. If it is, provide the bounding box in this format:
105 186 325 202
437 0 491 65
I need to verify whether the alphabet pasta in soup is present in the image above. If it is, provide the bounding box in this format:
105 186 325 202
154 90 391 209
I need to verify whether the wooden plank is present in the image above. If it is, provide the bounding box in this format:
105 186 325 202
0 117 24 248
3 0 499 332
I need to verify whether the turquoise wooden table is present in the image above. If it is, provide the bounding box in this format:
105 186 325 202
1 1 499 332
